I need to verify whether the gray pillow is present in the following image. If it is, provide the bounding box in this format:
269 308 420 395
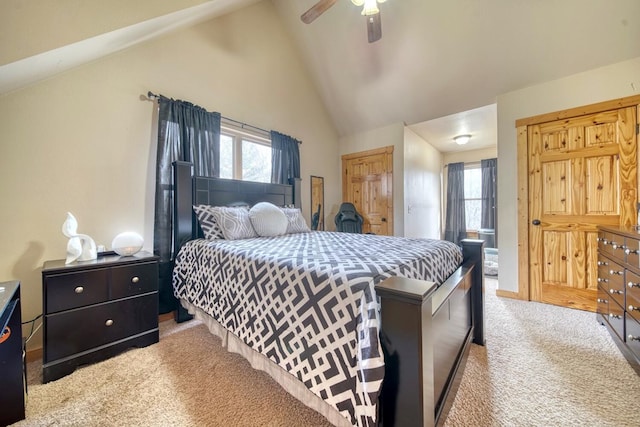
193 205 225 240
211 206 258 240
281 208 311 234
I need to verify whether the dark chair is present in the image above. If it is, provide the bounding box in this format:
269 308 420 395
334 202 364 233
311 204 321 230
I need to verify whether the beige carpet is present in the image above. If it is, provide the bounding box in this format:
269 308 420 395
13 278 640 426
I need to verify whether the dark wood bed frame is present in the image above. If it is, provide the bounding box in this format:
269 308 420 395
171 161 485 427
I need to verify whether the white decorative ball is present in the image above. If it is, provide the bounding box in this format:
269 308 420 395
111 232 144 256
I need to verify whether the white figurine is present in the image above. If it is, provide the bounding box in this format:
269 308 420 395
62 212 97 264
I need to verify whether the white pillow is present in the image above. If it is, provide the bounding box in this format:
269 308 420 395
281 208 311 234
211 206 258 240
249 202 288 237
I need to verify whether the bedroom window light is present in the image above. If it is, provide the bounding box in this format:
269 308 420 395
219 126 271 183
463 165 482 231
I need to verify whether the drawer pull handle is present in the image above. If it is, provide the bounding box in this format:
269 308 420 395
599 239 609 245
610 289 622 295
597 261 609 266
628 282 640 288
597 278 609 283
610 241 619 249
131 276 140 284
629 335 640 342
105 319 114 327
625 248 639 255
597 298 608 303
629 305 640 312
609 269 623 276
74 286 84 294
613 244 626 251
609 313 621 320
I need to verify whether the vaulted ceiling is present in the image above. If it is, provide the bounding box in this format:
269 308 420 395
2 0 640 152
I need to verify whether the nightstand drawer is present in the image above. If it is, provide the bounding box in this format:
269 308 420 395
45 293 158 362
111 262 157 299
45 269 109 313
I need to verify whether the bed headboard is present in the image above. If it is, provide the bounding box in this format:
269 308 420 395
172 161 301 254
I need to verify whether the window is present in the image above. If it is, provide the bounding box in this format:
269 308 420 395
219 126 271 183
464 166 482 231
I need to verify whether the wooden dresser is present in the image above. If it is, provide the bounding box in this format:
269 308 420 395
42 252 159 383
597 226 640 374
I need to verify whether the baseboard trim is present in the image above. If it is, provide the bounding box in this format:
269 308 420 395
496 289 527 300
26 311 177 363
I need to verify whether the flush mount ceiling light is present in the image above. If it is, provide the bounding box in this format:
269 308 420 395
454 134 471 145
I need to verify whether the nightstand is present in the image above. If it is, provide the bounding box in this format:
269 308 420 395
0 281 25 425
41 251 159 383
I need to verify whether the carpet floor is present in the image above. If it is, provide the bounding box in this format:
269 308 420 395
12 278 640 426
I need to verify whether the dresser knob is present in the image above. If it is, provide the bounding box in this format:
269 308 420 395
629 305 640 312
105 319 114 327
629 335 640 342
74 286 84 294
609 269 623 276
628 282 640 288
611 241 619 249
597 298 608 303
597 261 609 266
597 278 609 283
131 276 140 284
625 248 639 255
609 313 621 320
610 288 622 295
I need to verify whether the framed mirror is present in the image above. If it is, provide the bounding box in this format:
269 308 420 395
310 176 324 230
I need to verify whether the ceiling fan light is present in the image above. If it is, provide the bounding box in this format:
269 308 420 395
361 0 379 15
351 0 365 6
454 134 471 145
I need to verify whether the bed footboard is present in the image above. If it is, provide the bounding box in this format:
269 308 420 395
375 239 484 427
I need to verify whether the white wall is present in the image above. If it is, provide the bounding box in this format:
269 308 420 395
403 127 442 239
443 146 497 165
496 56 640 293
338 122 405 235
0 1 340 350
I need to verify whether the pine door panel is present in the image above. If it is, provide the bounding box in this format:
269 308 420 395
529 106 637 311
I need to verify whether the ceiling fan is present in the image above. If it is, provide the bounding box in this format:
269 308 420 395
301 0 387 43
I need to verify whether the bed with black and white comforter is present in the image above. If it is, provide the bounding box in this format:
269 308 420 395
173 231 462 426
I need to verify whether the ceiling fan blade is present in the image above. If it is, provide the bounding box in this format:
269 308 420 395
367 12 382 43
301 0 338 24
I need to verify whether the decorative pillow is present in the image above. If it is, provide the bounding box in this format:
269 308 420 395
281 207 311 234
192 205 224 240
211 206 258 240
249 202 288 237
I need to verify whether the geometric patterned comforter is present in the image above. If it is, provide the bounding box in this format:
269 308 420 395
173 231 462 426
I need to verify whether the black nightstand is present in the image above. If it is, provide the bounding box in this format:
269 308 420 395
0 280 25 425
41 251 159 383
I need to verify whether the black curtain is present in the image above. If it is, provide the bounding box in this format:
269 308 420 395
153 97 220 313
444 162 466 245
481 158 497 230
270 131 301 185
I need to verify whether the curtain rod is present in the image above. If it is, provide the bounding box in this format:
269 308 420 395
148 91 301 144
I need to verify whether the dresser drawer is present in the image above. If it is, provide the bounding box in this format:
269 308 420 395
624 237 640 270
45 269 109 313
597 260 625 308
596 286 610 317
626 314 640 362
626 285 640 323
599 231 626 263
604 300 625 341
44 293 158 362
111 262 158 299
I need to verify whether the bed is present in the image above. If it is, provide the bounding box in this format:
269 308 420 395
170 161 485 427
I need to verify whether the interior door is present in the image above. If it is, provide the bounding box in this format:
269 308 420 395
342 146 393 235
529 107 637 311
